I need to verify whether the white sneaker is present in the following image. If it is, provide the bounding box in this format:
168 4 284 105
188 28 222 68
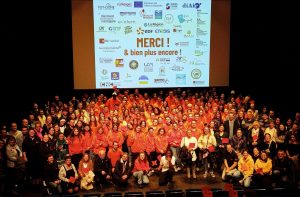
210 172 215 178
203 172 208 178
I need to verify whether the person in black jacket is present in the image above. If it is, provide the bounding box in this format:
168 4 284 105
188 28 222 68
223 112 239 139
272 150 295 187
94 150 112 190
43 154 62 194
22 128 41 186
112 152 131 187
39 134 53 166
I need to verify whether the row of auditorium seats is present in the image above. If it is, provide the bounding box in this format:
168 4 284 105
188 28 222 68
50 186 300 197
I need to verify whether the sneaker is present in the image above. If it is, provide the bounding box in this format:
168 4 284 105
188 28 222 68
203 172 208 178
138 184 143 188
210 172 215 178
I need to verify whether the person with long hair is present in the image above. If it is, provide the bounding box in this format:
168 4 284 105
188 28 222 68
198 126 217 178
132 152 150 188
67 127 85 168
78 153 94 190
157 149 175 187
92 126 108 156
180 130 197 181
155 128 169 160
253 151 273 187
127 125 147 164
237 149 254 187
55 133 69 167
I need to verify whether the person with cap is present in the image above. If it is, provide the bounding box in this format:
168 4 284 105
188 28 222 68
106 91 121 111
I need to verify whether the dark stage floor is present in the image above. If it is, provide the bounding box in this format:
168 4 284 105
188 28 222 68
18 170 300 197
21 170 225 196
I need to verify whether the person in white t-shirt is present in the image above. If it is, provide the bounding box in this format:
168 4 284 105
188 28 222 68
157 149 175 187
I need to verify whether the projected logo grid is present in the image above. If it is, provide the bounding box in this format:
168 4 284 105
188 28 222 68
94 0 211 88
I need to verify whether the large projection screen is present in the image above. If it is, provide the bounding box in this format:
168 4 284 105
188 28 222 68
72 0 230 89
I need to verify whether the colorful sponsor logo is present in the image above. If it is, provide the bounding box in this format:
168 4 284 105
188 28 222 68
129 60 139 69
155 29 170 33
125 26 133 34
178 14 192 23
182 3 201 9
195 50 205 56
140 9 154 19
134 1 143 8
184 30 194 38
98 38 119 44
111 72 120 80
139 75 149 84
155 10 162 19
191 69 201 79
176 74 186 84
176 56 187 63
115 59 124 67
136 27 153 34
166 3 178 10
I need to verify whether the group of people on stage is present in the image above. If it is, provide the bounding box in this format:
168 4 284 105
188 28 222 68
0 88 299 195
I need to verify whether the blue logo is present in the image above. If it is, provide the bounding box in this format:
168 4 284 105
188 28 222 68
111 72 120 80
155 10 162 19
176 74 186 85
138 75 149 84
134 1 143 8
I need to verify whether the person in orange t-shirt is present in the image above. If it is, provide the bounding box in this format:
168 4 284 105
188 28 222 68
155 128 169 160
107 124 124 151
93 127 108 155
107 141 123 173
127 125 147 163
